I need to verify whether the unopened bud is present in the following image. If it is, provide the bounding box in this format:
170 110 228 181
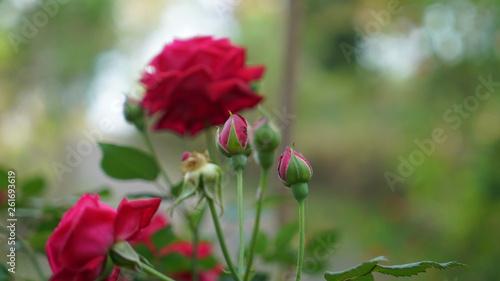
216 113 252 157
277 146 312 187
250 117 281 169
124 98 145 131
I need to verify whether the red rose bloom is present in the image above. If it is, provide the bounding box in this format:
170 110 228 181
46 194 161 281
140 36 265 136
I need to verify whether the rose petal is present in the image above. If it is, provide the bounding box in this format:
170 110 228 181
207 79 263 113
237 66 265 81
46 193 108 271
232 114 248 147
59 206 115 269
277 147 292 183
215 47 245 79
114 198 161 241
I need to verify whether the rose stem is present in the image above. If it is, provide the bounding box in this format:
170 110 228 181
140 130 172 189
295 199 306 281
141 261 176 281
187 208 205 281
207 198 241 281
191 225 200 281
236 168 245 278
243 168 270 281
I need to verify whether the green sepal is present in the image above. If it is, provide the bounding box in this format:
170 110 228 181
109 241 141 271
95 255 115 281
254 150 275 170
124 98 145 132
290 183 309 201
169 181 197 213
284 149 312 187
230 154 248 171
227 119 246 154
201 165 224 214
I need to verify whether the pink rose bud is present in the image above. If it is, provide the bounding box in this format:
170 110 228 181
278 146 313 187
278 146 312 201
216 113 252 157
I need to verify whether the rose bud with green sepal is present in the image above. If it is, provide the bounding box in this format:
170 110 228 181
277 146 313 201
171 152 223 213
216 113 252 170
250 117 281 169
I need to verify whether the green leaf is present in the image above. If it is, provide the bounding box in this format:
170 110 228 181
27 231 52 252
265 249 296 266
161 252 191 273
133 244 154 263
254 232 268 255
251 273 269 281
171 180 184 197
0 168 8 191
261 194 285 209
305 230 338 273
151 226 175 249
96 187 112 198
306 230 338 256
187 206 206 230
324 256 387 281
127 193 170 200
324 257 467 281
275 221 298 250
21 176 45 199
98 143 159 181
374 261 468 277
352 274 374 281
199 256 218 271
0 263 12 280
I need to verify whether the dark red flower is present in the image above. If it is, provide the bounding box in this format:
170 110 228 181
140 36 265 136
46 194 161 281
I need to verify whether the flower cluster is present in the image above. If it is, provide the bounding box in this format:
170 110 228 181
43 35 462 281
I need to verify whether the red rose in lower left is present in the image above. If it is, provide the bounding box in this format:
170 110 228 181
46 193 161 281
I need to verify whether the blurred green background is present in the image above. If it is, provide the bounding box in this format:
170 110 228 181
1 0 499 280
